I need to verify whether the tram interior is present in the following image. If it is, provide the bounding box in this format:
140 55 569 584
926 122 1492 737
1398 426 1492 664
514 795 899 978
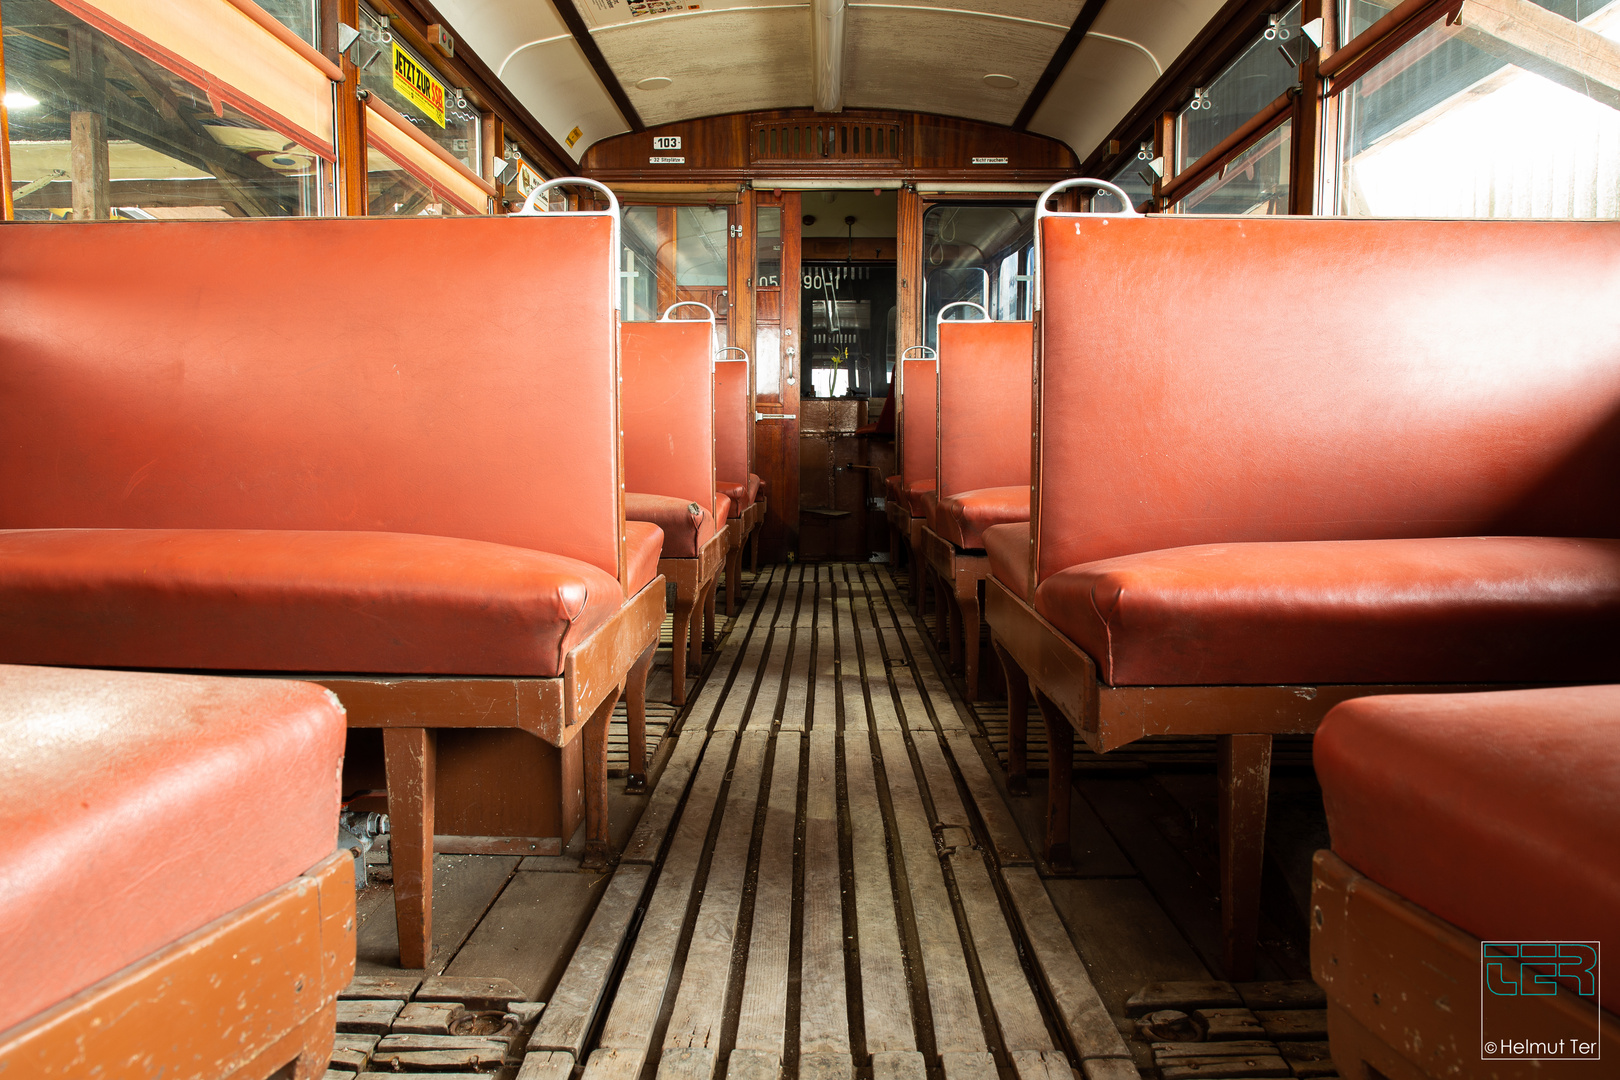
2 0 1618 1078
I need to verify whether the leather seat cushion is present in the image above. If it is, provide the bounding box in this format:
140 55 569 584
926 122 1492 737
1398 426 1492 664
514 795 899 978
626 492 713 558
1317 685 1620 1012
717 481 749 515
904 479 935 519
0 664 345 1031
714 492 733 533
748 474 762 503
625 521 664 595
1034 536 1620 686
938 486 1029 550
885 474 903 507
753 474 767 499
985 522 1030 599
0 529 631 678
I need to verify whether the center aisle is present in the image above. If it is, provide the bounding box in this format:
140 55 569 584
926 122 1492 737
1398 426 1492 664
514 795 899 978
519 565 1134 1080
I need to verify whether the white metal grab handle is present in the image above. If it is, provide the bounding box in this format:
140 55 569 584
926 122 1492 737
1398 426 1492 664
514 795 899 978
900 345 937 360
660 301 716 323
718 346 751 363
936 300 990 328
515 177 623 314
1031 177 1142 313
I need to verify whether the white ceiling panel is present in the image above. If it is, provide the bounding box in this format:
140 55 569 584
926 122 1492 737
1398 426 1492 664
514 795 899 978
434 0 628 162
845 0 1080 27
1029 0 1227 160
594 8 814 127
843 8 1067 124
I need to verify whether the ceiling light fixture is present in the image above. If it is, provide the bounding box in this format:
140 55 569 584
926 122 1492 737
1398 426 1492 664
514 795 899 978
811 0 846 113
636 76 673 90
983 74 1018 89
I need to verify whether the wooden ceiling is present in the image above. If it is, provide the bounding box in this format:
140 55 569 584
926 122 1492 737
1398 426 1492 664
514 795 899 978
432 0 1229 163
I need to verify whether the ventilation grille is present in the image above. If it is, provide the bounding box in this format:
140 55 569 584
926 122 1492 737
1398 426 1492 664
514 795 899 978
750 120 902 165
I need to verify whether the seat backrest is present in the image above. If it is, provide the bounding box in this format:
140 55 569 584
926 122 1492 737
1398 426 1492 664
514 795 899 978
900 356 937 492
1034 215 1620 584
937 320 1032 499
714 359 751 486
621 319 717 517
0 216 629 587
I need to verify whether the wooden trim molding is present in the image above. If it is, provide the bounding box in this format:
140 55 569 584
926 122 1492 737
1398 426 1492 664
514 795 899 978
1013 0 1110 131
549 0 643 133
1157 87 1298 205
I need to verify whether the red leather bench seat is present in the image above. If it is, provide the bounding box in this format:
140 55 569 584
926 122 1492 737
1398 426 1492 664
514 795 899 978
625 520 665 595
885 474 903 508
1034 536 1620 686
715 492 733 531
985 522 1030 598
0 529 630 678
0 664 345 1032
748 474 762 503
626 493 715 558
1316 685 1620 1012
905 479 935 518
717 481 749 516
938 486 1029 550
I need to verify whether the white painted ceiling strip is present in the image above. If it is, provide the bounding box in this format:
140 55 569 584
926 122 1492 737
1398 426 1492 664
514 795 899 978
1087 33 1163 75
497 33 574 79
847 4 1068 31
590 4 811 34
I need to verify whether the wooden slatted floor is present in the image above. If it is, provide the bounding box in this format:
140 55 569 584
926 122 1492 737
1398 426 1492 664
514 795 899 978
522 563 1133 1080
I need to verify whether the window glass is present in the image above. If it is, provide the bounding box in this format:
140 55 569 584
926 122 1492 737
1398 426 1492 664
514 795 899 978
621 205 660 321
675 205 728 286
356 4 480 174
258 0 320 46
1105 152 1157 211
1177 2 1301 173
1335 1 1620 217
367 145 462 215
3 0 323 220
1174 118 1293 214
1340 0 1609 43
802 263 896 399
755 206 783 286
921 204 1035 349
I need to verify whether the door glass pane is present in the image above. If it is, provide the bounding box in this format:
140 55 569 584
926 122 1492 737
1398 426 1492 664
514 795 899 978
1106 153 1156 212
257 0 319 45
367 145 462 215
3 0 323 220
802 263 895 399
921 204 1035 349
1177 2 1301 173
1174 119 1292 215
1335 1 1620 217
756 206 783 286
621 205 660 321
675 205 728 286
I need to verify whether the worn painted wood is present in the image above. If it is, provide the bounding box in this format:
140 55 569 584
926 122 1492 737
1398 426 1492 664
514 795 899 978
336 999 404 1035
875 728 984 1055
715 626 774 732
941 1051 999 1080
1079 1060 1140 1080
812 625 837 732
872 1050 928 1080
1000 867 1133 1062
865 628 904 732
416 975 526 1010
1195 1006 1264 1041
592 730 736 1063
727 1048 782 1080
331 1033 381 1071
1124 981 1242 1016
836 570 869 731
340 975 422 1000
1255 1009 1328 1041
800 729 850 1056
527 865 651 1056
844 728 915 1052
799 1051 855 1080
1010 1049 1077 1080
622 733 708 864
1235 981 1327 1011
663 732 769 1057
393 1002 461 1034
681 568 775 731
448 866 609 1001
657 1045 717 1080
780 580 814 731
945 847 1053 1053
941 730 1033 867
734 736 802 1056
516 1050 576 1080
908 728 971 830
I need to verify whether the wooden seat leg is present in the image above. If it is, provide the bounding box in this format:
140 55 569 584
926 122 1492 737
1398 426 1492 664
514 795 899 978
382 727 436 970
703 575 718 652
956 578 983 700
689 584 706 671
1218 733 1273 981
670 584 693 707
625 641 656 792
994 640 1030 796
725 531 743 616
581 690 619 871
1035 693 1073 869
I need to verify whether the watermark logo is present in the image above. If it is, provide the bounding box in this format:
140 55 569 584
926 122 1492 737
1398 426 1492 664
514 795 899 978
1481 941 1601 1061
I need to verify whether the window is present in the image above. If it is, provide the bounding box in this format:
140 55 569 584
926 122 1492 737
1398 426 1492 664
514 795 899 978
675 206 728 286
259 0 320 46
621 205 660 321
922 204 1035 349
367 145 462 216
1175 119 1292 214
1105 151 1157 212
357 4 480 175
3 0 324 220
1333 0 1620 217
755 206 783 286
1177 2 1302 173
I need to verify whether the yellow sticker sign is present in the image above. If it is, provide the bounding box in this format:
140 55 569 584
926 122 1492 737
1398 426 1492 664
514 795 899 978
566 126 584 148
392 43 446 128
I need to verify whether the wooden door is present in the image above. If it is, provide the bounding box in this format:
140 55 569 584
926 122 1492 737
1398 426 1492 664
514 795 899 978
751 192 801 562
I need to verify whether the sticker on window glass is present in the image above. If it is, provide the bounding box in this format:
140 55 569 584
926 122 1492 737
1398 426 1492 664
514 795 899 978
393 43 446 128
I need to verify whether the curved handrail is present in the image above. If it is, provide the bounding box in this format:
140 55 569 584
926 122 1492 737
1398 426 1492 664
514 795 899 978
515 177 623 314
660 301 717 323
1032 177 1141 312
717 346 751 363
900 345 937 360
935 301 990 327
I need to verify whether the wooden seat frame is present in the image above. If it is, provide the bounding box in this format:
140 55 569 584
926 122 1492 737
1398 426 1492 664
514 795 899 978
663 529 728 709
1312 850 1616 1080
0 851 354 1079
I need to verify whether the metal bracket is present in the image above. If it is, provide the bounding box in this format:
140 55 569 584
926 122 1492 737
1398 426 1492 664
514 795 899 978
757 412 797 420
